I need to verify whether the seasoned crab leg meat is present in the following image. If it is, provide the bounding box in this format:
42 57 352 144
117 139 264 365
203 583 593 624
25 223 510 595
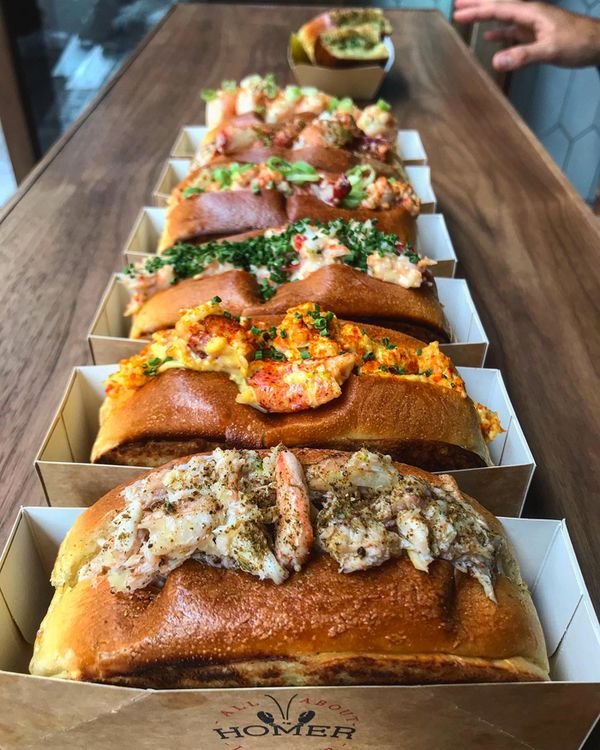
274 450 314 571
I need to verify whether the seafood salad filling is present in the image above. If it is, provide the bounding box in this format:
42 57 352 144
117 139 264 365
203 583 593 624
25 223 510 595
174 158 419 216
122 218 435 313
72 448 506 600
104 299 503 442
200 74 397 140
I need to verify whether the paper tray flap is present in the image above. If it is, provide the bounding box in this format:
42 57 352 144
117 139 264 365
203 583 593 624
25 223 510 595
552 596 600 682
0 511 51 645
531 521 588 657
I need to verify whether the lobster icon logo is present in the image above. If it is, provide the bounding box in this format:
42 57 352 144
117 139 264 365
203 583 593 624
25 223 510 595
212 693 356 741
257 694 316 728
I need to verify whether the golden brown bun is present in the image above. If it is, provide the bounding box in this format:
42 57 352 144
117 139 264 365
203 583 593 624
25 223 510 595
159 190 288 251
130 271 259 339
91 366 491 469
161 192 415 251
245 265 449 342
211 145 357 173
30 450 549 687
130 265 449 342
286 193 416 244
206 146 398 176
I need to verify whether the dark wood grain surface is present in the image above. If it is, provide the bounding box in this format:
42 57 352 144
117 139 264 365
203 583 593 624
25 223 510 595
1 3 599 608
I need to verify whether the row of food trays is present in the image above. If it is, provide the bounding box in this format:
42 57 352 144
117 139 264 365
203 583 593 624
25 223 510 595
2 72 600 733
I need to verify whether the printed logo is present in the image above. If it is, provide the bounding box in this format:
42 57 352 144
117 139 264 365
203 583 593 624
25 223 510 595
213 693 359 744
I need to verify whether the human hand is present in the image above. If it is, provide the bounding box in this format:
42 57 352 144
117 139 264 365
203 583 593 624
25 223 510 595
454 0 600 71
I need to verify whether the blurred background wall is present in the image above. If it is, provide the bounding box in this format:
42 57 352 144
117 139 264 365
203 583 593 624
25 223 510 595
0 0 598 207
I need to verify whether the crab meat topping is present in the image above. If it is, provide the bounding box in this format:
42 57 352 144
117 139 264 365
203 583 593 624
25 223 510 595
73 448 504 600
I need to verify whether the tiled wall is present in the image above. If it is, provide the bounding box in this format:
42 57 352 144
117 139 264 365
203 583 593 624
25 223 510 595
508 0 600 204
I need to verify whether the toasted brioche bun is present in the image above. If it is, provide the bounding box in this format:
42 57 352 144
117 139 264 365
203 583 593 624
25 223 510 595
160 187 417 252
207 145 357 173
30 449 548 687
129 270 258 339
203 145 400 176
91 357 491 469
245 265 448 343
159 190 288 252
129 265 449 343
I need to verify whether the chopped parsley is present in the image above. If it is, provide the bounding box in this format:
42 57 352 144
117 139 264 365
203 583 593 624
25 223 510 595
378 364 407 375
377 98 391 111
306 306 334 337
143 356 174 377
300 350 311 359
381 337 397 350
254 346 285 362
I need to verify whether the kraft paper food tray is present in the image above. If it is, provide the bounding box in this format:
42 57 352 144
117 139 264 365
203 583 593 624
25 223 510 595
287 34 395 101
35 365 533 513
171 124 429 165
123 208 457 275
152 158 437 213
0 510 599 750
87 275 488 367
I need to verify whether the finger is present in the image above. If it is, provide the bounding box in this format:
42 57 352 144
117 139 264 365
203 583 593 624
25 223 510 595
483 25 534 43
454 2 539 26
493 41 548 71
454 0 516 9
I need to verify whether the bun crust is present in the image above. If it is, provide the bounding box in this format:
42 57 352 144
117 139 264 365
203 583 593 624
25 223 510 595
159 190 288 251
30 451 549 687
130 270 259 339
245 264 448 342
206 146 399 176
160 192 417 252
91 367 491 469
129 265 449 342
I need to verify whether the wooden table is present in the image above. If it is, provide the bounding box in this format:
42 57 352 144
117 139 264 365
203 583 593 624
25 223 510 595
1 0 599 676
